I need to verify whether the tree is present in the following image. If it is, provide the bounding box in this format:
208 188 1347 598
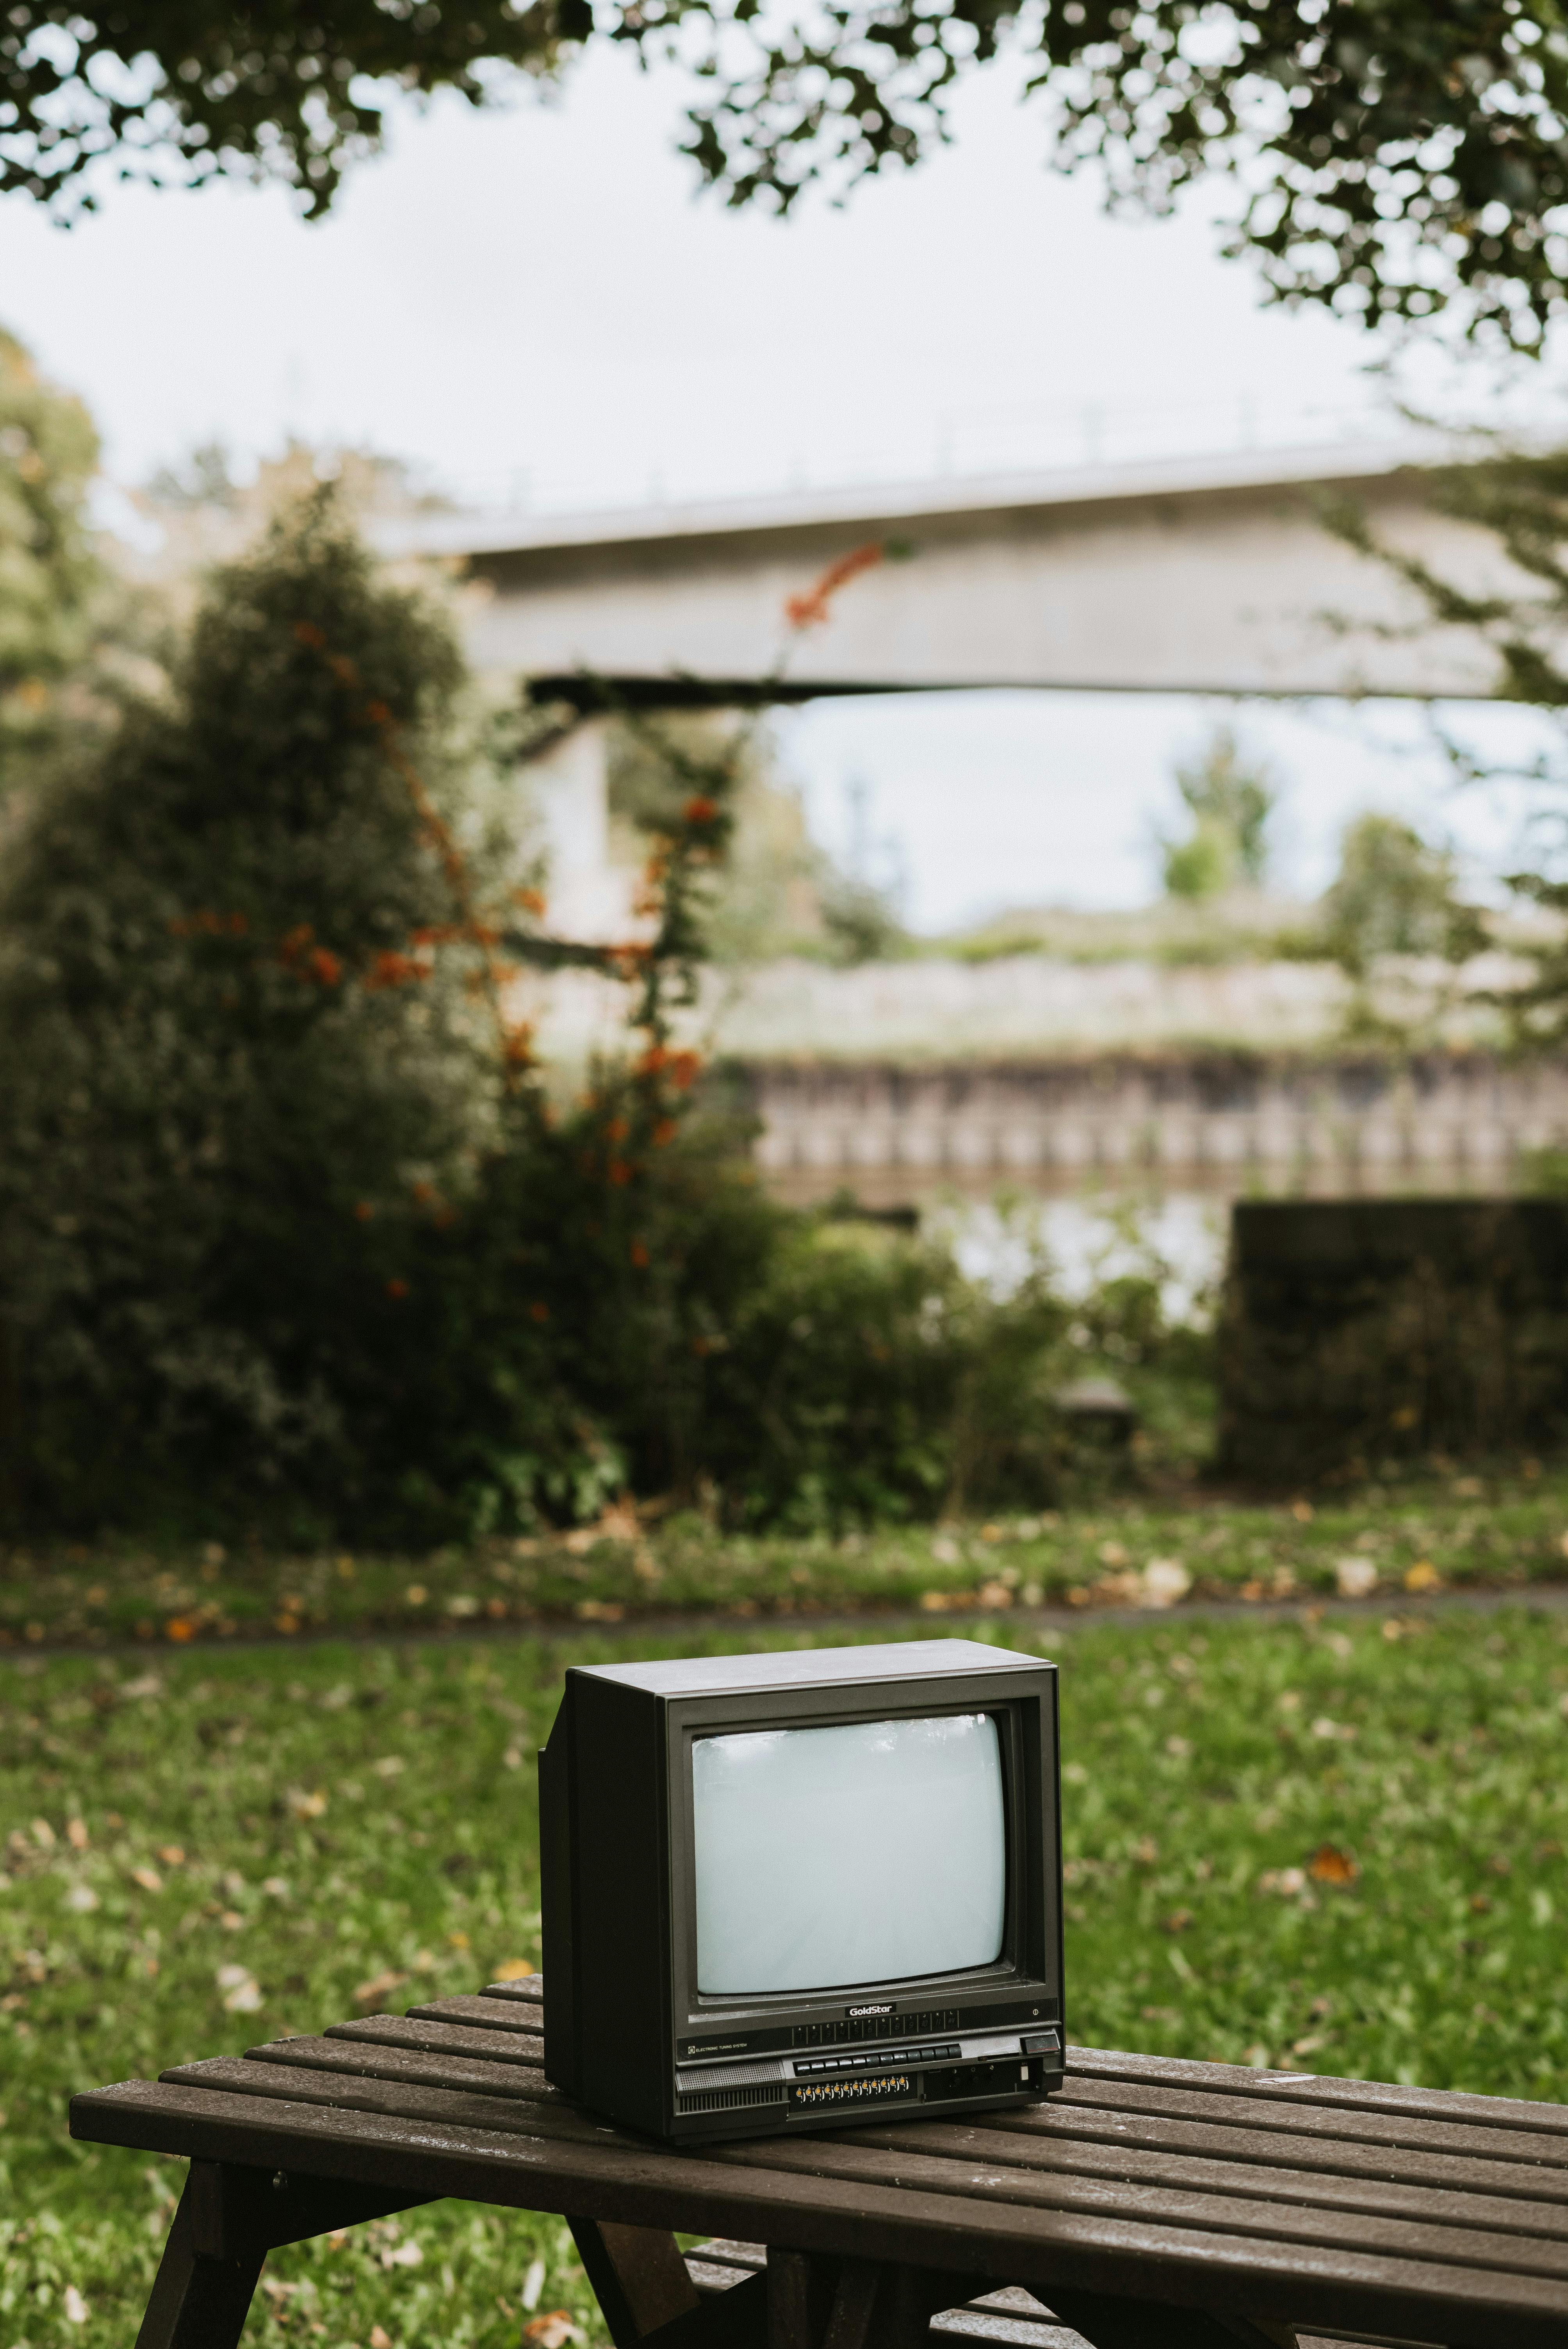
0 493 507 1524
1328 447 1568 1044
1319 812 1485 980
5 0 1567 345
0 326 103 792
1159 724 1276 901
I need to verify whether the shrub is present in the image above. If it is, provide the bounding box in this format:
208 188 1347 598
0 495 502 1529
0 499 1172 1540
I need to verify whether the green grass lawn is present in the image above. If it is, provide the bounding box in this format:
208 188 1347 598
4 1608 1568 2346
7 1460 1568 1652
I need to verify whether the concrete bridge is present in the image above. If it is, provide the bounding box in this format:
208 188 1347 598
390 437 1527 708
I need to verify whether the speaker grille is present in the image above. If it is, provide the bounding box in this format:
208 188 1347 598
677 2083 788 2115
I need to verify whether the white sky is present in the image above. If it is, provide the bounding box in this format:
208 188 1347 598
4 45 1566 930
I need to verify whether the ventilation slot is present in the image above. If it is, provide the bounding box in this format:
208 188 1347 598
677 2084 788 2116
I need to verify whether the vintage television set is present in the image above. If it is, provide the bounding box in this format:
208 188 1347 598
539 1638 1064 2143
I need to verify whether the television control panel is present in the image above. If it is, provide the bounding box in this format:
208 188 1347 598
672 2024 1064 2138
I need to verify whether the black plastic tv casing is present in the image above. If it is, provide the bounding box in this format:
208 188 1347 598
539 1638 1065 2143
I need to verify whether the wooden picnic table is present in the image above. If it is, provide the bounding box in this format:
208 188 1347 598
70 1975 1568 2349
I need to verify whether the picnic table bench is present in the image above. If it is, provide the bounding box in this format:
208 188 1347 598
70 1975 1568 2349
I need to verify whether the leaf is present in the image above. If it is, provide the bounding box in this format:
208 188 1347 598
525 2313 585 2349
354 1968 409 2006
1142 1558 1190 1608
216 1964 262 2012
1308 1843 1360 1886
130 1865 163 1892
492 1958 534 1982
63 2284 88 2324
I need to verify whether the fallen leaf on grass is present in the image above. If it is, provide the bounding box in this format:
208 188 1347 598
158 1845 185 1866
216 1964 262 2013
381 2240 423 2270
130 1866 163 1893
525 2313 585 2349
1308 1843 1360 1886
286 1788 328 1820
1259 1867 1307 1897
66 1817 89 1851
1335 1556 1379 1599
492 1958 534 1982
370 2328 394 2349
1142 1558 1190 1608
355 1969 409 2006
1161 1909 1193 1934
1404 1559 1442 1593
63 2285 88 2324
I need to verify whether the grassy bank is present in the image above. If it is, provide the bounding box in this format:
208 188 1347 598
4 1608 1568 2344
6 1461 1568 1651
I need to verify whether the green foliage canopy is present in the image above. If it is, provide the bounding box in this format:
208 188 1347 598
1160 724 1277 900
0 327 102 787
1328 451 1568 1043
6 0 1568 344
1319 811 1485 980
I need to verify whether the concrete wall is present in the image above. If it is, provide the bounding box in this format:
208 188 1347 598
745 1053 1568 1203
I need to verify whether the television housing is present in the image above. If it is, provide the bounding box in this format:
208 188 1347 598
539 1638 1064 2142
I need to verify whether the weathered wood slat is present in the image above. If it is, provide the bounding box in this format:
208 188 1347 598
240 2037 1568 2217
1045 2076 1568 2169
207 2050 1568 2262
979 2097 1568 2199
840 2115 1568 2240
1068 2047 1568 2139
71 2076 1568 2347
326 2015 545 2064
404 1993 550 2034
244 2033 555 2102
479 1977 544 2003
690 2125 1568 2284
160 2057 1568 2289
166 2055 640 2145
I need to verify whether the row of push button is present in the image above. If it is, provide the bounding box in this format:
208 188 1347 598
795 2041 961 2076
792 2010 961 2048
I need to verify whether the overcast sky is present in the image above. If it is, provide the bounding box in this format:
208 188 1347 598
4 46 1566 929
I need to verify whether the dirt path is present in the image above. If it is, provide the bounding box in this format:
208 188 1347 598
7 1577 1568 1666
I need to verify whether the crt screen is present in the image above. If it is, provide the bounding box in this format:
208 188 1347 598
691 1712 1006 1995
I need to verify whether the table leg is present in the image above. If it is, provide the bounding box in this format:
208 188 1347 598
1046 2290 1298 2349
762 2253 988 2349
767 2248 837 2349
134 2159 436 2349
135 2174 264 2349
570 2219 706 2346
